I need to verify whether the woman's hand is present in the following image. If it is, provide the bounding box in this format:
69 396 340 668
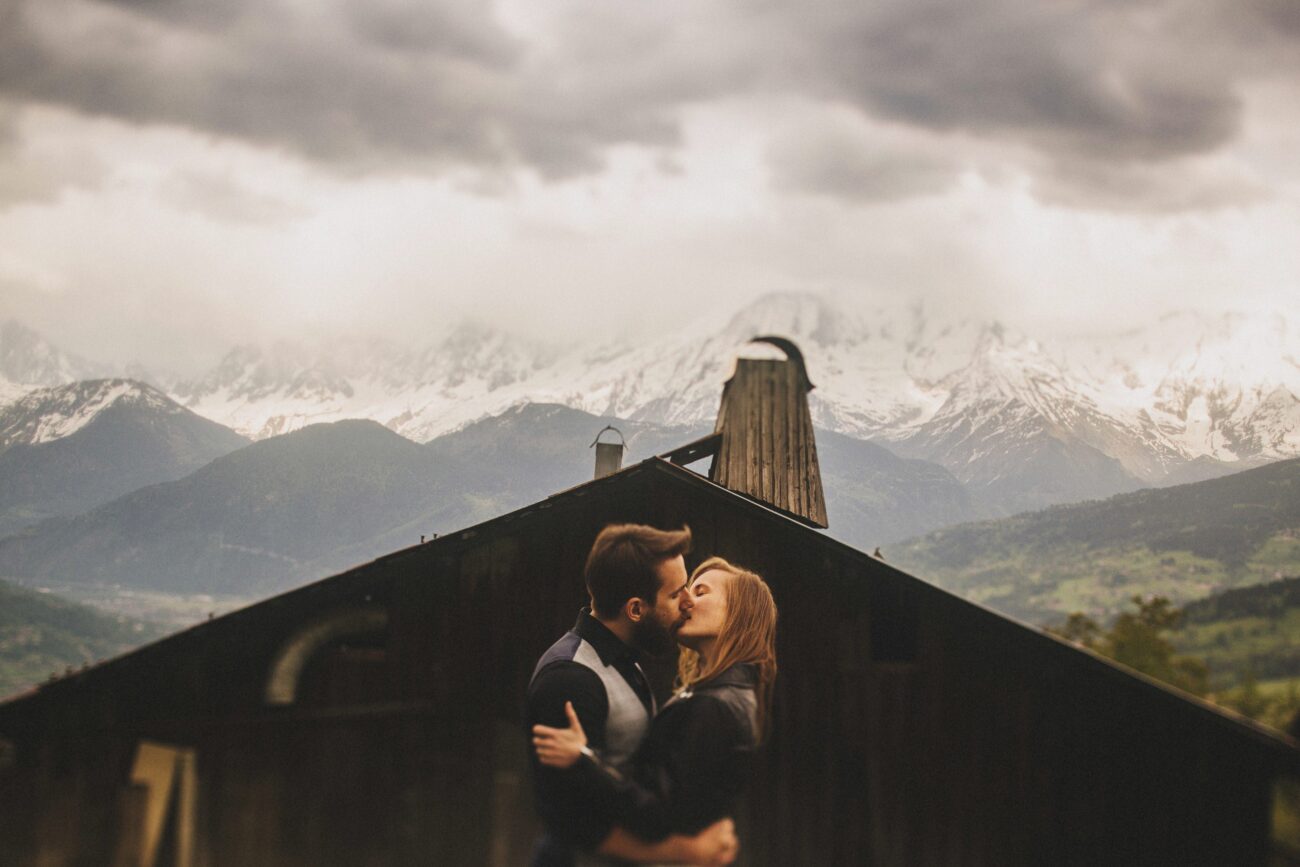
532 700 588 768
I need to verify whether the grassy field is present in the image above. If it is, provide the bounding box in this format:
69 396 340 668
895 536 1297 626
1171 575 1300 700
31 581 256 630
0 578 170 700
0 576 263 700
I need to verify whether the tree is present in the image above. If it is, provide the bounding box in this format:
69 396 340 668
1048 595 1208 696
1224 671 1269 720
1045 612 1101 648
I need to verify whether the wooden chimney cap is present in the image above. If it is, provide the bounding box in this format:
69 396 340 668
748 336 815 391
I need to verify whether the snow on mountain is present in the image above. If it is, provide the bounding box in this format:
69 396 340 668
5 294 1297 516
172 324 565 441
173 342 366 440
160 295 1300 495
0 378 248 536
0 379 186 450
1223 387 1300 458
1054 311 1300 471
1146 314 1300 463
166 295 984 446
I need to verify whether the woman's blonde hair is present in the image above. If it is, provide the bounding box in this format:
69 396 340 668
676 556 778 741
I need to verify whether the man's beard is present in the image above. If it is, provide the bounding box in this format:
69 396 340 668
631 613 679 658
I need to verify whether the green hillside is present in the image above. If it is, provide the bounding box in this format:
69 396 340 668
0 419 445 595
0 578 164 700
1174 575 1300 691
891 457 1300 624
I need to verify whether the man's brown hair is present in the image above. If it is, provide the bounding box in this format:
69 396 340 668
585 523 692 618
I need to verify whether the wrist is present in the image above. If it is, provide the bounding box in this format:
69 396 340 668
660 835 696 861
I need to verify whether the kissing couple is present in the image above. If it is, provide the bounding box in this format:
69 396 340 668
525 523 778 866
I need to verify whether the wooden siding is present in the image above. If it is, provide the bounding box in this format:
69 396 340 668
0 461 1295 866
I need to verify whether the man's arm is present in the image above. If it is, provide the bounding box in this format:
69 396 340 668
598 820 738 866
525 661 613 851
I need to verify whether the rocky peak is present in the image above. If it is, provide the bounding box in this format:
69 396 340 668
0 379 180 450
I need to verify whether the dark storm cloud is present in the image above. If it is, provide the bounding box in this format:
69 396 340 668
757 0 1254 163
78 0 256 29
344 0 517 63
0 0 525 168
0 0 1296 209
1216 0 1300 42
11 0 724 187
1261 0 1300 35
748 0 1300 209
1030 156 1266 213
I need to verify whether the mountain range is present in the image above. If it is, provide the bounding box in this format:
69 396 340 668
0 402 974 596
2 307 1299 697
6 293 1297 517
0 380 248 537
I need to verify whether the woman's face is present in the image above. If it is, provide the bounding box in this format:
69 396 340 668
676 569 729 650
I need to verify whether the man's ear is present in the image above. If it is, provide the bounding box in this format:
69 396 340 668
625 597 644 622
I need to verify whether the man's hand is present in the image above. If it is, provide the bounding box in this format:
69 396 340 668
532 700 589 768
680 818 738 866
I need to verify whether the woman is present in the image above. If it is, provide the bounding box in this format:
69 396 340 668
533 556 778 861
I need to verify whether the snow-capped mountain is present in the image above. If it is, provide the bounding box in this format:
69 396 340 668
0 379 248 535
4 295 1299 517
162 295 976 444
170 324 564 441
1058 311 1300 466
0 379 180 450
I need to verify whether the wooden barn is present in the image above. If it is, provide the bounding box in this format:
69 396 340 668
1 340 1298 866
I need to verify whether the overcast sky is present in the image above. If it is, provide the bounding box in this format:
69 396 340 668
1 0 1298 375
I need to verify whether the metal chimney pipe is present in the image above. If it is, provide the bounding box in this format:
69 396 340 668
591 425 627 479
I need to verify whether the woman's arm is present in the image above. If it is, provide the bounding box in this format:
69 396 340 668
597 820 737 866
533 697 746 842
532 705 738 864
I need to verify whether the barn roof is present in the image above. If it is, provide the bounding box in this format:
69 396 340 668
2 454 1298 772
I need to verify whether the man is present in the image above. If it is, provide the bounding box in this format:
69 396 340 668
526 523 736 866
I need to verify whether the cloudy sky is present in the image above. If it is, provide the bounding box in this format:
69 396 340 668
1 0 1299 375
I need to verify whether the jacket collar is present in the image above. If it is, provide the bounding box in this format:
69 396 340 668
698 662 759 692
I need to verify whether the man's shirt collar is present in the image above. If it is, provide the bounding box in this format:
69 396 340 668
573 607 640 667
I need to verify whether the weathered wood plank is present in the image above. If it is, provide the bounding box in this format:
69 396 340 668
708 354 828 528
